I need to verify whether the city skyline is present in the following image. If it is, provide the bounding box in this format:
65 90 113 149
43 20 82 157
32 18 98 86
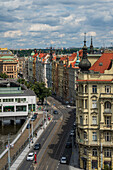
0 0 113 49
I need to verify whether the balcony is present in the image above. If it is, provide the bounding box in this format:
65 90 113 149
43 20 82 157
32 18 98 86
78 92 88 98
100 93 113 99
103 108 112 115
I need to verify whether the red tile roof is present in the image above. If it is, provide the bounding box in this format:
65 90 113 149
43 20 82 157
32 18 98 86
89 53 113 73
60 56 67 61
79 49 83 57
77 79 112 82
69 53 77 61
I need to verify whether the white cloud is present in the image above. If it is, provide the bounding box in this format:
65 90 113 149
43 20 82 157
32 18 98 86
58 34 65 38
80 32 96 37
4 30 22 38
30 24 61 32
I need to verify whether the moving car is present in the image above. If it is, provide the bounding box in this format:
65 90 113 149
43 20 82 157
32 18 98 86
53 110 58 114
27 152 34 161
60 156 67 164
34 143 41 150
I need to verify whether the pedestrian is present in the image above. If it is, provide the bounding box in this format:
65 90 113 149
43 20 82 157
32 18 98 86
34 152 37 163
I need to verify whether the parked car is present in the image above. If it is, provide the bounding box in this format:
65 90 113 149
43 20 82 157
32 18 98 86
65 142 72 148
27 152 34 161
60 156 67 164
34 143 41 150
66 105 71 108
53 110 58 114
26 123 31 129
70 130 75 136
31 114 37 121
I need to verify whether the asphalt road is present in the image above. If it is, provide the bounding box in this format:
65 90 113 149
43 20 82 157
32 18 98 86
18 97 76 170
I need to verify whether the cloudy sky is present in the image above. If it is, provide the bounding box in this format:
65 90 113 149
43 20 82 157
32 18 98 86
0 0 113 49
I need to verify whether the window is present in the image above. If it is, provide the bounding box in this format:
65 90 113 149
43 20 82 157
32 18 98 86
92 160 98 169
92 85 97 93
104 149 111 157
85 99 87 109
92 100 97 108
105 116 111 126
105 86 111 94
92 148 97 156
92 116 97 125
84 147 87 155
105 101 111 109
85 85 87 93
84 132 87 139
105 132 111 142
80 116 83 125
92 132 97 141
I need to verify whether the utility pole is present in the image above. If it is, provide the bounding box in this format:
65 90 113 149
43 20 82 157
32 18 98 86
31 103 33 143
8 134 10 170
43 110 45 129
46 94 47 125
28 119 30 148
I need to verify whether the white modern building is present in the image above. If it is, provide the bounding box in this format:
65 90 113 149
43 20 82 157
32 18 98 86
0 81 36 125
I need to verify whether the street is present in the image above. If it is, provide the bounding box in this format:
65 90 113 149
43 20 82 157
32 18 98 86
18 97 76 170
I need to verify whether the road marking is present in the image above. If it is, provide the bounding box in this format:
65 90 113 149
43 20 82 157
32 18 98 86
46 165 48 170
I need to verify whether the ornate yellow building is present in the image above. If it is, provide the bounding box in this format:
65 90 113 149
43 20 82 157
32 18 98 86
0 48 18 78
76 36 113 170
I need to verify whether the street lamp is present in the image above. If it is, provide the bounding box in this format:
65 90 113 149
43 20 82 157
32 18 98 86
31 104 34 143
8 134 10 170
28 118 30 148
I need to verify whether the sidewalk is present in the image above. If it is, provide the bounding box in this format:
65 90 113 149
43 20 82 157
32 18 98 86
69 145 83 170
0 114 43 170
11 120 50 170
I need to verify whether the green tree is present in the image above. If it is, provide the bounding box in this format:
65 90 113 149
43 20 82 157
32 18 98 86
17 78 25 84
31 82 52 105
0 72 8 79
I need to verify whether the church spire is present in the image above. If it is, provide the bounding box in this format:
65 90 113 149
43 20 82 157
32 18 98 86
90 36 94 54
50 46 53 62
79 33 91 72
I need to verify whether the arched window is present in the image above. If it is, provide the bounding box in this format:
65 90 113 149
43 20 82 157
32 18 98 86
104 101 111 109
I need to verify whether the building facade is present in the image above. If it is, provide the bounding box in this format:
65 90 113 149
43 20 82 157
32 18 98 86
76 35 113 169
0 80 36 125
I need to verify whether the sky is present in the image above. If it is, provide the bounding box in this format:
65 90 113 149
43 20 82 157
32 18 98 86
0 0 113 49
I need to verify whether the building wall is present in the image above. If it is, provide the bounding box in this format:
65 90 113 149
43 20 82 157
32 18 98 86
0 87 36 118
76 67 113 170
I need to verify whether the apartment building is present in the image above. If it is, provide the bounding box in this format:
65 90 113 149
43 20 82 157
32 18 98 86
76 36 113 169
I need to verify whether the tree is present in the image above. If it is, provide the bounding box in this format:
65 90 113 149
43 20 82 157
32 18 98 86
31 82 52 105
17 78 25 84
17 79 52 104
0 72 8 79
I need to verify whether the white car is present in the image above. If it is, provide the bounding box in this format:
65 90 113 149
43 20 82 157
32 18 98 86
27 152 34 161
60 156 67 164
66 105 71 108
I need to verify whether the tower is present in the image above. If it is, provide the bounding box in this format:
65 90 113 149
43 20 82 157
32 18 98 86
50 46 53 62
90 36 94 54
79 33 91 72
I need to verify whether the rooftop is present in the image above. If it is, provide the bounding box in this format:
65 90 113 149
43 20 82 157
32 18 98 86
89 53 113 73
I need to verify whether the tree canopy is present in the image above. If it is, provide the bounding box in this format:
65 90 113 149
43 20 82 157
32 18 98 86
17 79 52 104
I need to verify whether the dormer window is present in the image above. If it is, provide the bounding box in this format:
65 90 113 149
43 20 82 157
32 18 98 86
105 86 111 94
